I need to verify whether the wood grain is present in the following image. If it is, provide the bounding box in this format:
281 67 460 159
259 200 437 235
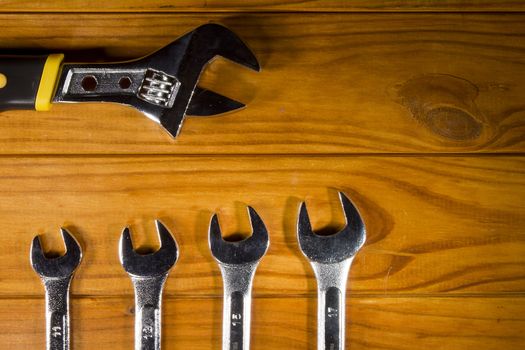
1 5 524 350
1 13 525 154
0 155 522 297
2 296 524 349
1 0 525 13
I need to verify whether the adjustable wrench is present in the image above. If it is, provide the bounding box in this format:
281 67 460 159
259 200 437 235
0 24 260 138
297 192 366 350
30 228 83 350
209 207 269 350
119 220 179 350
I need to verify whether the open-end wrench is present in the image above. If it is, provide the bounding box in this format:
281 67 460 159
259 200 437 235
209 207 269 350
297 192 366 350
119 220 179 350
30 228 83 350
0 24 260 138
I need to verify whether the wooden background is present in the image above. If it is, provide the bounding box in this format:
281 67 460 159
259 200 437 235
1 1 525 349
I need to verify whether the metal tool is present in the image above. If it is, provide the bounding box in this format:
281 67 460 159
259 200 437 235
30 228 83 350
119 220 179 350
297 192 366 350
209 207 269 350
0 23 260 138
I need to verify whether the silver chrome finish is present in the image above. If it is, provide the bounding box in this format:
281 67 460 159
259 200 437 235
30 228 83 350
61 68 146 96
53 23 260 138
209 207 269 350
119 221 179 350
297 192 366 350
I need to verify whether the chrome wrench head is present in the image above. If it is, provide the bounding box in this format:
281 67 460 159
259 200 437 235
209 206 269 265
119 220 179 277
30 228 82 279
55 23 261 138
297 191 366 264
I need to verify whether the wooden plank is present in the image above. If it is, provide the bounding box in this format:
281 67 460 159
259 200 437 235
3 296 524 349
0 155 523 296
1 13 525 154
1 0 525 13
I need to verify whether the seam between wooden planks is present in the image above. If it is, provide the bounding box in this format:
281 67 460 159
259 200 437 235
0 152 521 158
0 10 525 14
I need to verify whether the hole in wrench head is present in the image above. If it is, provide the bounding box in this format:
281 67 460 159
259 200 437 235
81 75 98 91
119 76 132 89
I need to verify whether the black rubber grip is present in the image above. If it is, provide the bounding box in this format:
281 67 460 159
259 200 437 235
0 55 47 111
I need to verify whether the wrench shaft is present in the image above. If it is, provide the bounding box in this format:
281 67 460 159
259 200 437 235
131 276 167 350
311 259 353 350
137 304 161 349
229 291 245 350
219 263 258 350
43 278 72 350
321 287 343 350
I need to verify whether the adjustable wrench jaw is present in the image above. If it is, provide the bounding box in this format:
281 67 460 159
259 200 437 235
54 23 260 138
153 23 260 137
